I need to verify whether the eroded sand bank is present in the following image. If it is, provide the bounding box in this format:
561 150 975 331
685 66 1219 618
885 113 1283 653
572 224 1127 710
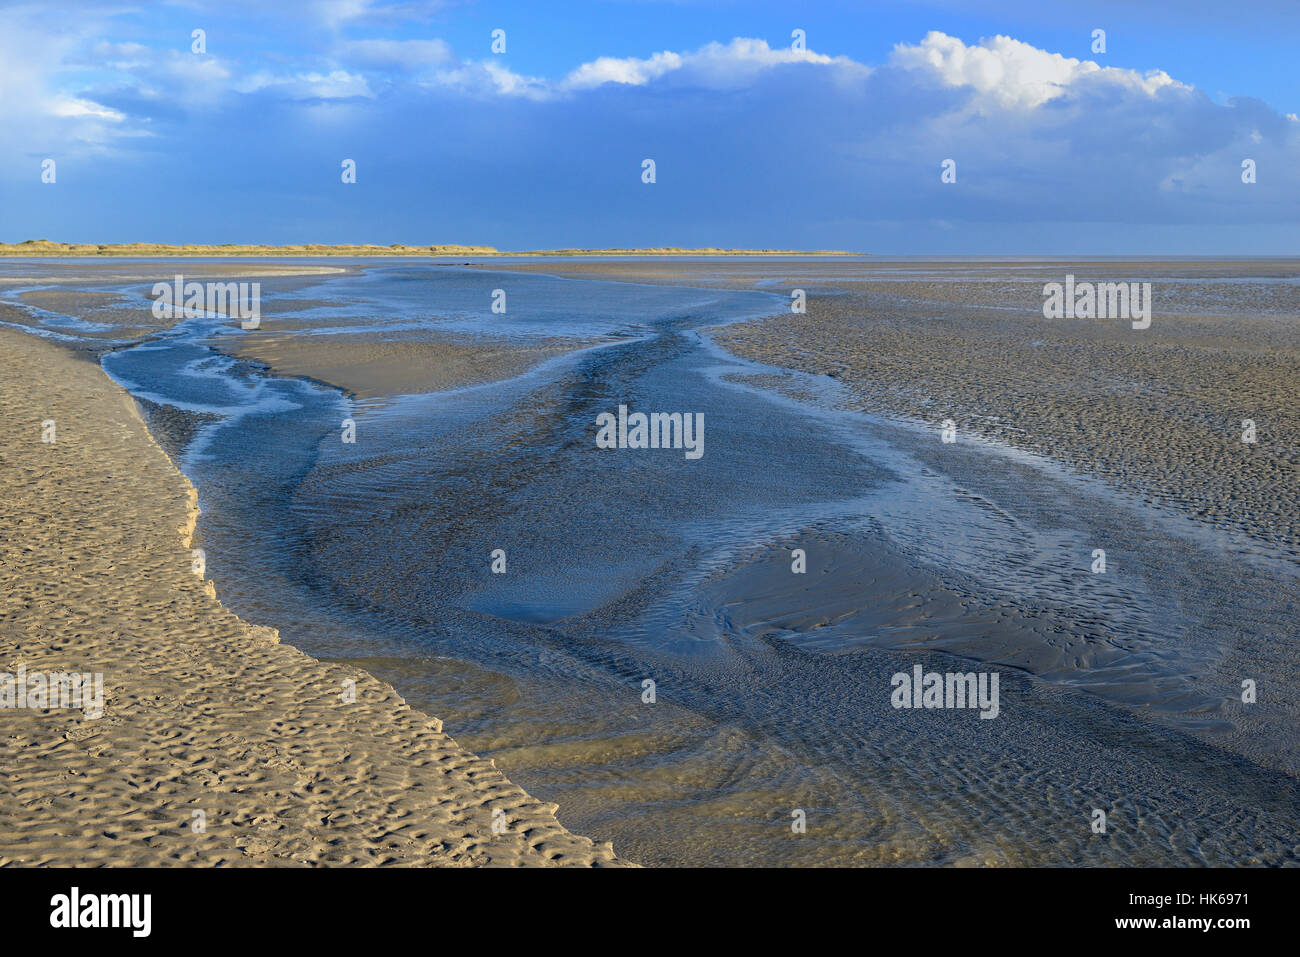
0 328 622 866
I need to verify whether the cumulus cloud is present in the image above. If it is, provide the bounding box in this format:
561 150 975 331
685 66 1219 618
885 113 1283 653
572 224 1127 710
892 31 1189 109
563 51 684 90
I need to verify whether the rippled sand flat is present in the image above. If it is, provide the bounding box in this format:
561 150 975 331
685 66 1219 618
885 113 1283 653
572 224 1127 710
0 327 622 867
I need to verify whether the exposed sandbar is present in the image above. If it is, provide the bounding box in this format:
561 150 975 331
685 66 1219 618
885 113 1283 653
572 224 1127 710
229 328 595 399
0 328 623 866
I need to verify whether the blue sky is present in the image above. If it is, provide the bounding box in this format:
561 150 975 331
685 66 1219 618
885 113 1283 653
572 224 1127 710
2 0 1298 253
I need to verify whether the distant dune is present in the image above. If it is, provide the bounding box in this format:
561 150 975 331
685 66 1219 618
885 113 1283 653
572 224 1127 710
0 240 858 258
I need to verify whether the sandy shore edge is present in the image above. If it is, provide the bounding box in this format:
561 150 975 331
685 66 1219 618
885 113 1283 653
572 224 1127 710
0 328 625 866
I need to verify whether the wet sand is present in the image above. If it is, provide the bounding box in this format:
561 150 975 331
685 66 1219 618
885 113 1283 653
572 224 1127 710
720 281 1300 558
229 329 594 399
0 264 358 361
0 327 622 866
500 258 1300 556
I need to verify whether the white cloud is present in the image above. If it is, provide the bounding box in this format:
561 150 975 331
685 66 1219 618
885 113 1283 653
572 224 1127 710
49 96 124 121
562 38 862 91
236 69 373 99
891 31 1189 110
0 4 140 161
426 61 550 99
417 37 856 100
418 37 865 100
564 51 684 89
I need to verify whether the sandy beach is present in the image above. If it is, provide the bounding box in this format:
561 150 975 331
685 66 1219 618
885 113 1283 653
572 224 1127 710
0 326 622 866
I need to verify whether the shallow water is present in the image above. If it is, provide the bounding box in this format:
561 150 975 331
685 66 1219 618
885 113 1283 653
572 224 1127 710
4 260 1298 866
